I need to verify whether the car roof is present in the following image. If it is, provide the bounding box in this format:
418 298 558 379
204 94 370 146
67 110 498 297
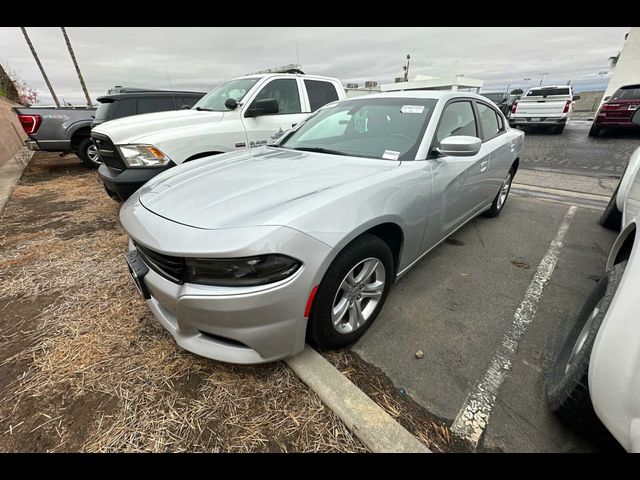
340 90 488 102
236 73 340 82
97 90 205 102
528 85 571 90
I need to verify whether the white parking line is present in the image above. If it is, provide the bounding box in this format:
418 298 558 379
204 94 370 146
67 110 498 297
450 205 578 447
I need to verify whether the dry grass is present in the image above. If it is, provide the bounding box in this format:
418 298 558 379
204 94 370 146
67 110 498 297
0 154 366 452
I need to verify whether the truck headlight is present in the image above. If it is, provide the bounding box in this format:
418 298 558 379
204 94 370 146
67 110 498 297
185 254 301 286
118 144 171 167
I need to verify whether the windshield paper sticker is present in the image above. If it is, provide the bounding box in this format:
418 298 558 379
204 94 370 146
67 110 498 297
400 105 424 114
382 150 401 160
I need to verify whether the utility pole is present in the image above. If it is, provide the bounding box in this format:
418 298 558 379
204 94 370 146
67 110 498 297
402 54 411 82
61 27 93 107
20 27 60 107
538 72 550 86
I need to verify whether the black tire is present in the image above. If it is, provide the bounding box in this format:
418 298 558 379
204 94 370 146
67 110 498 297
546 262 626 444
482 166 515 218
77 138 101 169
599 183 622 231
307 233 393 349
555 124 565 134
588 124 600 137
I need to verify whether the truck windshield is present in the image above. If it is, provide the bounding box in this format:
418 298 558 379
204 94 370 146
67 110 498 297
525 88 570 97
192 78 260 111
278 97 437 161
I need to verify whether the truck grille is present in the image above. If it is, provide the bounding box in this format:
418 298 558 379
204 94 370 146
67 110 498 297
91 132 127 170
134 242 185 284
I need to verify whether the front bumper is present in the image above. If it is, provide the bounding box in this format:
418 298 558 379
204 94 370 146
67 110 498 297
98 164 169 201
120 201 334 364
509 117 567 126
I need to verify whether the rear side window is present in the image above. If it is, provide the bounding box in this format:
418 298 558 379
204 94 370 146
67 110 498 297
94 102 115 121
477 103 503 141
113 98 137 119
612 87 640 100
436 101 477 143
137 97 176 114
304 80 339 112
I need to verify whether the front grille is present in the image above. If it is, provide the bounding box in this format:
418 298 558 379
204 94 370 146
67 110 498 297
91 132 127 170
134 242 185 284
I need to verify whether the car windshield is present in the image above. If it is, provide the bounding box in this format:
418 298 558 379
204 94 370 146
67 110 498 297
192 78 260 111
525 88 570 97
611 86 640 100
481 93 506 103
278 97 437 161
94 102 113 121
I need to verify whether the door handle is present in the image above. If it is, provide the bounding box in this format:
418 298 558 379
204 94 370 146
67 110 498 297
480 160 489 172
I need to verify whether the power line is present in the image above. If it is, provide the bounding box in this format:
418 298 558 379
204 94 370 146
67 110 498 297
20 27 60 107
61 27 93 107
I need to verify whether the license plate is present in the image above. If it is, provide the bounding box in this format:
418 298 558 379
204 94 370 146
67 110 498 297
124 250 150 299
530 117 541 122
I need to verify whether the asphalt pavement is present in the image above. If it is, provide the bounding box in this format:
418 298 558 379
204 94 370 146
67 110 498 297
520 121 639 177
351 122 639 452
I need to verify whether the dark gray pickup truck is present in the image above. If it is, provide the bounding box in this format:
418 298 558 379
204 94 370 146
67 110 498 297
14 106 97 167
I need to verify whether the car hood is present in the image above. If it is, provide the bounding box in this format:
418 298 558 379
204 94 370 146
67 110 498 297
137 147 399 230
91 109 224 144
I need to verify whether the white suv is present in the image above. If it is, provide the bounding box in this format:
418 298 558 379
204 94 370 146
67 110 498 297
92 71 345 200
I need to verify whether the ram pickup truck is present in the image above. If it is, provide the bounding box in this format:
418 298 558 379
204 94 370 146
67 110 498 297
14 106 96 167
509 86 580 134
92 70 345 200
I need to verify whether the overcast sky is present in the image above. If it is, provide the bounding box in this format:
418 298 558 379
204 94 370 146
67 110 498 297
0 27 630 105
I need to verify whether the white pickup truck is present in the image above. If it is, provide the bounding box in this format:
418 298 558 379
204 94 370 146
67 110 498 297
92 70 345 200
508 86 580 134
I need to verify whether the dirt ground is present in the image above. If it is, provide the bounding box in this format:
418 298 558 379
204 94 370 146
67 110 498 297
0 152 457 453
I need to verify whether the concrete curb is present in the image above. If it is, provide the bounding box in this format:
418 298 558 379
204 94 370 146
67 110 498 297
286 346 430 453
0 149 32 217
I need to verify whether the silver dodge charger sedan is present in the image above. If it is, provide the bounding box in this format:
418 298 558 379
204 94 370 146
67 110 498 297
120 91 524 364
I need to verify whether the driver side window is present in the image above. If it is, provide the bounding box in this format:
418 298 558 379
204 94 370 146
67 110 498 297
435 101 477 144
251 79 302 115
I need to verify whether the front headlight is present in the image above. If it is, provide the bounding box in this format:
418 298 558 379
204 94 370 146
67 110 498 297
118 144 171 167
185 254 301 286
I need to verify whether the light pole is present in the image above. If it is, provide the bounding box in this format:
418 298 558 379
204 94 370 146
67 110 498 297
523 77 531 92
598 71 608 80
538 72 550 86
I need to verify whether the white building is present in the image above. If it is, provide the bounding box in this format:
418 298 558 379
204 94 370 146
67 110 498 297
603 28 640 100
381 75 483 93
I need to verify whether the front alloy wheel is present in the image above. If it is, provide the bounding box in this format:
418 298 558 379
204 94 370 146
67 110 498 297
307 233 393 349
483 167 514 218
332 257 386 334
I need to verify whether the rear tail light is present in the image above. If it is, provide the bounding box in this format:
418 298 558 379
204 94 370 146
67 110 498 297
17 114 42 134
511 102 518 114
562 100 571 114
601 103 621 111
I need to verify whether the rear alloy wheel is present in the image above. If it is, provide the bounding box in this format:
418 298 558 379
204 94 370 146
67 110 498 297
307 234 393 349
483 168 514 218
77 138 101 169
546 262 626 446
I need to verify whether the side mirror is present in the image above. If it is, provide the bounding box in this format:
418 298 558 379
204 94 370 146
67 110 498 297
180 104 191 110
436 136 482 157
245 98 279 117
224 98 238 110
573 94 581 101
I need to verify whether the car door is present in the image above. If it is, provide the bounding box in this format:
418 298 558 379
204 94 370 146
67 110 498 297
424 99 490 247
241 78 308 148
474 101 512 203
